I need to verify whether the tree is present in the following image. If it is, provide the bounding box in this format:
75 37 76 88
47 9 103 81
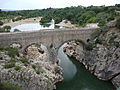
87 17 99 23
0 21 3 25
3 25 11 32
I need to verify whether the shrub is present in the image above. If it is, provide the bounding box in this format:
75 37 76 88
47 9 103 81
32 64 36 69
116 18 120 29
15 66 21 71
0 21 3 25
0 82 21 90
95 38 102 44
4 61 16 69
3 25 11 32
98 20 106 27
85 42 94 51
5 47 19 58
20 57 29 66
36 71 40 74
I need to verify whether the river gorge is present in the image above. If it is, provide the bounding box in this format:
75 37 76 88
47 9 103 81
0 21 119 90
56 43 115 90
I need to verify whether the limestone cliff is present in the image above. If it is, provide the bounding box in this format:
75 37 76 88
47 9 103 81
0 44 63 90
63 27 120 88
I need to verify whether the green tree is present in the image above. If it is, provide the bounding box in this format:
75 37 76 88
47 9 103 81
3 25 11 32
0 21 3 25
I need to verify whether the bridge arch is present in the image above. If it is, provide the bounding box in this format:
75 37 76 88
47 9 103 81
56 39 86 52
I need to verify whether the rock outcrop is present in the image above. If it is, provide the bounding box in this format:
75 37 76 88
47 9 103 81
63 27 120 88
0 44 63 90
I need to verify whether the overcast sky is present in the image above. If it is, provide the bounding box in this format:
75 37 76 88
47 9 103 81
0 0 120 10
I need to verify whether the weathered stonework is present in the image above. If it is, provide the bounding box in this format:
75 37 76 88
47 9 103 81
0 28 97 63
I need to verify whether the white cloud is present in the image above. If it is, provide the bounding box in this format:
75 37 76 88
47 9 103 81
0 0 119 10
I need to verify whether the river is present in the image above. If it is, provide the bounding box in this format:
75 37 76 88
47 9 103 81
56 44 115 90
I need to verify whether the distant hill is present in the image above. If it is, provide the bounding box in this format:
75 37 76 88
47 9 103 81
1 9 17 11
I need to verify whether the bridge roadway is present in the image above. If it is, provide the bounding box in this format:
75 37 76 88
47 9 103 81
0 28 97 63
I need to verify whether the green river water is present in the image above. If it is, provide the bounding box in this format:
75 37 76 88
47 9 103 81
56 44 115 90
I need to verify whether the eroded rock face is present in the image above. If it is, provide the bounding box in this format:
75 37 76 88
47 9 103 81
25 45 49 62
63 41 84 61
112 75 120 87
63 28 120 88
0 45 63 90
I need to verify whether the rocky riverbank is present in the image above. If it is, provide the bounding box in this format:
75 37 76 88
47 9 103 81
63 27 120 88
0 44 63 90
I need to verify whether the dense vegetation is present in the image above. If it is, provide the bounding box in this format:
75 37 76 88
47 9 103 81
0 4 120 26
0 82 21 90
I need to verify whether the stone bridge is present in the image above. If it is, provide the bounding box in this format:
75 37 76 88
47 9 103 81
0 28 97 63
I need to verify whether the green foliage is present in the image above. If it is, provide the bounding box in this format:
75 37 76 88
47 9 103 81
32 64 36 69
98 19 106 27
0 21 3 25
107 15 115 22
0 82 21 90
35 44 40 48
95 38 102 44
36 71 40 74
116 18 120 29
85 42 94 51
4 59 16 69
0 5 117 27
5 47 19 58
3 25 11 32
87 17 99 23
40 15 52 24
14 66 21 71
20 57 29 66
54 17 62 24
115 4 120 7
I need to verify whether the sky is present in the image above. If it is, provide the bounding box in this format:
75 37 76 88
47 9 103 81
0 0 120 10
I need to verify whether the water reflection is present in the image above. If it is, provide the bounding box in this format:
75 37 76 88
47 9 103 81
10 23 55 32
57 43 77 81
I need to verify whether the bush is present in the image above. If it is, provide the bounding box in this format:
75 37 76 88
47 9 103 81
116 18 120 29
15 66 21 71
95 38 102 44
3 25 11 32
4 60 16 69
0 21 3 25
5 47 19 58
85 42 94 51
36 71 40 74
20 57 29 66
32 64 36 69
0 82 21 90
98 20 106 27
